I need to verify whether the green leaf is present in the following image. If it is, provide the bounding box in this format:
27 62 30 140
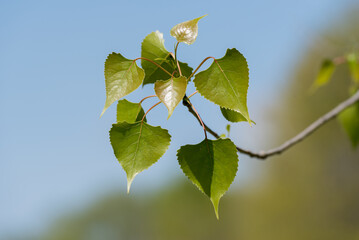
338 102 359 147
194 48 251 123
347 53 359 83
311 59 335 92
177 138 238 219
170 15 207 45
221 107 256 124
221 107 248 122
116 99 146 123
110 122 171 192
154 76 187 119
101 53 144 117
141 31 193 85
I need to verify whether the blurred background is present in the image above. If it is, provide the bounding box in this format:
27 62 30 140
1 0 359 239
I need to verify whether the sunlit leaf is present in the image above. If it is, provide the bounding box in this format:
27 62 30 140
347 53 359 83
338 102 359 147
101 53 144 117
141 31 193 85
194 48 251 123
154 76 187 119
110 122 171 192
311 59 335 92
117 99 146 123
170 15 207 45
177 138 238 218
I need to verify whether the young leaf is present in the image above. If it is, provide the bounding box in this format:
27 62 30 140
117 99 146 123
154 76 187 119
347 53 359 83
194 48 251 123
177 138 238 219
310 59 335 92
141 31 193 85
170 15 207 45
101 53 144 117
338 102 359 147
110 122 171 192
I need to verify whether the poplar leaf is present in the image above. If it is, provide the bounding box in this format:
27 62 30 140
110 122 171 192
116 99 146 123
311 59 335 92
347 53 359 83
141 31 192 85
338 102 359 147
101 53 144 117
194 48 251 123
170 15 207 45
177 138 238 219
154 76 187 119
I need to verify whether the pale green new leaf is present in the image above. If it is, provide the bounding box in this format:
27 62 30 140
177 138 238 219
101 53 144 117
116 99 146 123
338 102 359 147
170 15 207 45
154 76 187 119
310 59 335 92
194 48 251 123
141 31 193 85
110 122 171 192
347 53 359 83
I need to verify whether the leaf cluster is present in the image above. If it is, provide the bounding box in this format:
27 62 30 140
101 16 252 218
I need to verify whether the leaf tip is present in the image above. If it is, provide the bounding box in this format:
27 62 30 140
100 107 107 118
126 173 138 194
211 198 220 220
199 14 208 20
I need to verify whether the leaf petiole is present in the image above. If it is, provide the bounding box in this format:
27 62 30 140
141 101 162 122
187 56 216 80
188 90 198 99
170 52 182 76
134 57 172 76
139 95 157 104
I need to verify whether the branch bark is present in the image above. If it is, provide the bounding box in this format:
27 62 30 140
183 90 359 160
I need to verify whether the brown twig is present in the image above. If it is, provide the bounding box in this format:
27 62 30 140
183 90 359 159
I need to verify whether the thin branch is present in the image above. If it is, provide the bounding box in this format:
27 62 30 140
185 98 208 139
183 90 359 159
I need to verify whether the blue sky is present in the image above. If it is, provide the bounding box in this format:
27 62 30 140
1 0 358 237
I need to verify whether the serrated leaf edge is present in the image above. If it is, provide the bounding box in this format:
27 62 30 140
109 121 171 193
176 138 238 219
194 49 251 125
